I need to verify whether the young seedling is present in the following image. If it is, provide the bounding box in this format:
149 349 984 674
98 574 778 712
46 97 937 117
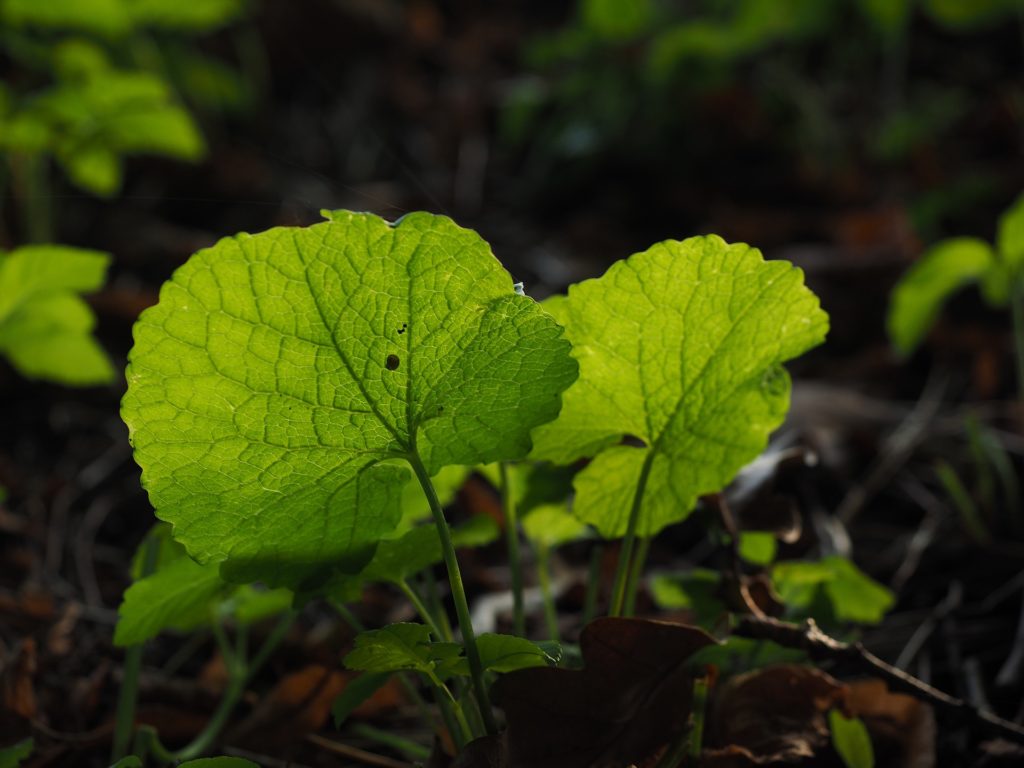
888 193 1024 396
122 210 578 737
530 237 829 615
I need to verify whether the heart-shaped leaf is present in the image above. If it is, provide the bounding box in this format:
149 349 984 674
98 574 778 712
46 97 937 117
123 211 577 586
531 236 828 537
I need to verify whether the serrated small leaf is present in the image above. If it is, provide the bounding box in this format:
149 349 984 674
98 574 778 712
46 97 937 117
343 623 459 680
0 245 113 385
332 672 392 728
887 237 997 354
829 710 875 768
531 236 828 537
115 555 226 646
476 633 561 673
772 556 894 624
123 211 576 587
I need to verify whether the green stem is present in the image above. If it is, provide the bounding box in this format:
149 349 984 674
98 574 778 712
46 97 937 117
334 601 439 734
536 543 560 643
407 452 498 735
499 462 526 637
1012 276 1024 407
609 452 657 617
433 685 468 750
348 722 431 761
111 535 160 762
398 579 444 639
582 544 603 625
172 611 293 762
422 569 455 642
622 536 651 617
653 676 708 768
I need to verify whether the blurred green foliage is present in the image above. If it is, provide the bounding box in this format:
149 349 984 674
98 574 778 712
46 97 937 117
0 243 113 385
503 0 1024 218
0 0 256 229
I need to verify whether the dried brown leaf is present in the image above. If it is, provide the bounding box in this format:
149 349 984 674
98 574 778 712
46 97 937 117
491 617 715 768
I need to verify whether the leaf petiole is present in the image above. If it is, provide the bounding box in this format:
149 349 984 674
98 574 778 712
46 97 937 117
609 451 656 617
500 462 526 636
407 451 499 735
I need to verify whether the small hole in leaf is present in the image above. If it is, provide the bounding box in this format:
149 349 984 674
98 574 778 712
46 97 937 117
386 354 400 371
397 322 407 335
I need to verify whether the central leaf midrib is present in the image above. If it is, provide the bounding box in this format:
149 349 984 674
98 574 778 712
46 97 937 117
299 229 408 451
650 268 783 455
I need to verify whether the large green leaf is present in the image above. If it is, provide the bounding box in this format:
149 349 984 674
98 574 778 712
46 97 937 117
531 235 827 537
123 211 577 587
887 237 997 355
0 245 113 385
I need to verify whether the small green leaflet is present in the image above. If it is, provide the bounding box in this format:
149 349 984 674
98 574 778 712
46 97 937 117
0 738 33 768
123 211 577 587
888 192 1024 354
115 555 226 645
829 710 875 768
116 524 292 646
531 235 828 537
772 556 894 624
0 245 113 385
738 531 777 565
344 623 558 679
887 238 995 355
344 623 461 683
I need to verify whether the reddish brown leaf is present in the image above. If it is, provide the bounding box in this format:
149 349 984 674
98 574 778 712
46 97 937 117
704 665 846 765
490 617 716 768
228 665 347 748
1 638 37 719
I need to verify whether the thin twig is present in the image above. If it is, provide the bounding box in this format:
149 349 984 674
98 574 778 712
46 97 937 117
306 732 414 768
733 615 1024 743
704 493 765 618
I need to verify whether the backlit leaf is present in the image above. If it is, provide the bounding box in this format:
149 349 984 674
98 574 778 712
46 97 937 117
531 235 827 537
123 211 576 587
